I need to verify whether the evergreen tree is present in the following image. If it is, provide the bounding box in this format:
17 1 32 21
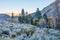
43 13 48 22
36 8 42 19
21 9 25 23
11 12 14 22
25 12 28 23
11 12 14 18
18 9 25 23
26 11 28 16
36 8 39 12
18 16 22 23
21 9 25 16
43 13 51 28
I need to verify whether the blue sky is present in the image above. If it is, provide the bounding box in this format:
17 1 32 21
0 0 55 13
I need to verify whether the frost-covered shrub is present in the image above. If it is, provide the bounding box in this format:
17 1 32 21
9 32 17 38
11 34 16 38
2 34 9 39
2 31 9 35
16 31 21 36
0 30 3 34
21 28 27 33
20 28 35 36
29 29 35 35
49 29 60 37
25 29 35 36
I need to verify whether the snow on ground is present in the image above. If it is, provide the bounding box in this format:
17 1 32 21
0 20 60 40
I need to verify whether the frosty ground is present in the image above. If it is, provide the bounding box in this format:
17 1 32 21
0 20 60 40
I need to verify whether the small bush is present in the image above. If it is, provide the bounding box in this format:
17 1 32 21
28 29 35 35
2 31 9 35
20 28 35 36
16 31 21 35
10 32 17 38
11 34 16 38
25 29 35 36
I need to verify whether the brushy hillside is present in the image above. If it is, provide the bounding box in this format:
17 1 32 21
0 20 60 40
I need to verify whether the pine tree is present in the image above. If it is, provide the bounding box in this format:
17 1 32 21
18 16 22 23
25 12 28 23
11 12 14 22
43 13 48 22
43 13 51 28
18 9 25 23
21 9 25 16
26 11 28 16
36 8 42 19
